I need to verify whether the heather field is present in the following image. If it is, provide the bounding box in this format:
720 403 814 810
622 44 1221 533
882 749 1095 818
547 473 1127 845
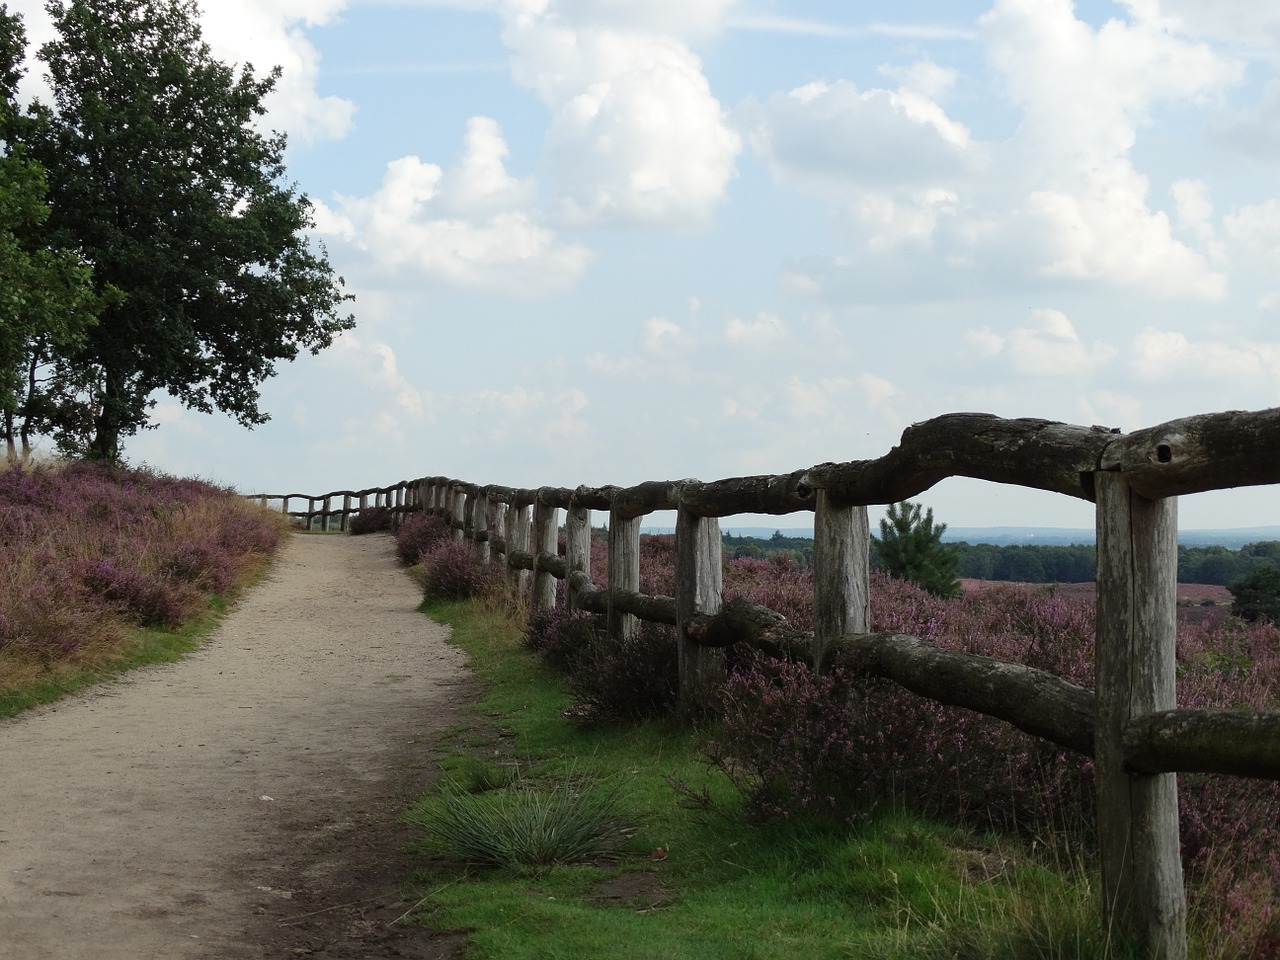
0 460 287 714
399 518 1280 957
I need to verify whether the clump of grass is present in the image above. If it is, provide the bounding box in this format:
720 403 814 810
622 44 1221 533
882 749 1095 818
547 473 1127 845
408 771 632 871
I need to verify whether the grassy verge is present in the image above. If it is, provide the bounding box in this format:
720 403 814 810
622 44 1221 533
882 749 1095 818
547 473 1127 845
405 598 1135 960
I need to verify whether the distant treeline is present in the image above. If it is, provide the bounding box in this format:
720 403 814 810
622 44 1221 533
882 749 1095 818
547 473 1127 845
721 531 1280 586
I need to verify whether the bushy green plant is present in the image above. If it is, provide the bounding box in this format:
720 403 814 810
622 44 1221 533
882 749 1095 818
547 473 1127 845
407 773 632 870
875 501 961 598
1228 561 1280 623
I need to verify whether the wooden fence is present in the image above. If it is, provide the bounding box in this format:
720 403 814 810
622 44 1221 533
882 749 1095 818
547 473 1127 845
253 407 1280 960
250 483 415 531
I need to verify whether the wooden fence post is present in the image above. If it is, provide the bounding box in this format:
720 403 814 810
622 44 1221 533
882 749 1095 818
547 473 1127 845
491 501 508 569
1095 471 1185 959
675 505 723 711
813 491 870 668
508 502 532 602
566 504 591 609
533 497 559 611
472 492 491 565
608 511 641 641
450 486 466 542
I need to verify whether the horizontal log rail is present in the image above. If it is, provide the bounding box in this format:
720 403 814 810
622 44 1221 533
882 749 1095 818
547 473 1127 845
257 405 1280 960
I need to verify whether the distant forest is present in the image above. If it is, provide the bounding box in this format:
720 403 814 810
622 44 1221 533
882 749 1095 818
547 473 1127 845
721 531 1280 586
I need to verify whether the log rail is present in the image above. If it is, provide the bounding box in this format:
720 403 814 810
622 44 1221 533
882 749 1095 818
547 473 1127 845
249 406 1280 960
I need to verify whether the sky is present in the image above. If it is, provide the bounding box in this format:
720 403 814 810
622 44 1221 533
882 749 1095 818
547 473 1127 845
8 0 1280 531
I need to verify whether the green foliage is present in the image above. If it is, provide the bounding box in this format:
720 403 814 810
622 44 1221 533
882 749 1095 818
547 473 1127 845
1228 562 1280 623
874 501 961 598
0 6 103 461
13 0 354 459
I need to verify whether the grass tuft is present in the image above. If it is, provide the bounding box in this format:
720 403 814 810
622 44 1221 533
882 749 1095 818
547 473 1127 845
408 772 632 871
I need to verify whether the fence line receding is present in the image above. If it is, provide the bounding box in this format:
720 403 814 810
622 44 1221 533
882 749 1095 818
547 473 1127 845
251 405 1280 960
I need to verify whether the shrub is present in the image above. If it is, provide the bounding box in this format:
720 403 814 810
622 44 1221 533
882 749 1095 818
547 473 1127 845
522 607 599 673
421 540 500 601
394 511 452 565
565 620 679 726
349 505 393 535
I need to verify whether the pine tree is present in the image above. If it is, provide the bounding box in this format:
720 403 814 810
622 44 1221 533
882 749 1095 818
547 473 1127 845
874 501 961 598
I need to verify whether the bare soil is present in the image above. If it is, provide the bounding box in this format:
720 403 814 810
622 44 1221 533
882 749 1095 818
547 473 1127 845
0 532 473 960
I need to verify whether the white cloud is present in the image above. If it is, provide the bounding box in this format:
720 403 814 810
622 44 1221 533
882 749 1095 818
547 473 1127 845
6 0 354 143
982 309 1117 378
724 312 788 347
500 1 741 225
1131 327 1280 384
196 0 355 144
751 0 1241 304
314 117 591 295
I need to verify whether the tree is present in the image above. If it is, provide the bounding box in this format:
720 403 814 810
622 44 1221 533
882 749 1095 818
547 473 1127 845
874 501 961 598
17 0 353 460
0 4 102 462
1228 562 1280 623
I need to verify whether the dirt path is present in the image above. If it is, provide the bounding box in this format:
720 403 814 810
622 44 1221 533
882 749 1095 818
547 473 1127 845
0 533 473 960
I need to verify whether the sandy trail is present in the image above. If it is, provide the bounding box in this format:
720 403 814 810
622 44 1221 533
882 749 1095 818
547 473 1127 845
0 532 471 960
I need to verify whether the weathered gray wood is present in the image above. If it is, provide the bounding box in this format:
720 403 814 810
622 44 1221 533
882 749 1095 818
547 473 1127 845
1124 709 1280 778
491 503 508 564
612 480 680 519
801 415 1115 505
577 583 677 625
565 505 591 609
683 595 815 662
1100 407 1280 500
472 493 491 564
813 492 869 669
848 632 1097 757
1095 472 1185 960
450 486 466 541
608 512 641 641
532 501 559 611
678 471 813 517
675 507 723 711
507 503 531 601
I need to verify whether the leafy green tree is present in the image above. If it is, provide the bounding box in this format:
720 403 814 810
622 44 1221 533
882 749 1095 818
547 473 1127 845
1228 562 1280 623
874 501 961 598
17 0 353 460
0 4 102 462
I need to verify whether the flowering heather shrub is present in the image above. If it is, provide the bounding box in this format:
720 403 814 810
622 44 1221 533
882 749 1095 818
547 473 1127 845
0 461 282 670
350 506 394 535
565 619 679 726
421 540 501 601
395 511 452 565
522 607 598 672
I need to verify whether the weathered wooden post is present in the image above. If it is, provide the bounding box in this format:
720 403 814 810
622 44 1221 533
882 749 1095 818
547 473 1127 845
491 501 508 570
532 495 559 611
508 500 532 602
1094 471 1185 959
675 502 723 711
565 502 591 609
607 509 641 642
450 485 467 542
472 492 491 565
341 494 352 532
813 491 870 669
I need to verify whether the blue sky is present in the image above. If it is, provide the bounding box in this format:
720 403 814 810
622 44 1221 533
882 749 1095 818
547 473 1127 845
10 0 1280 529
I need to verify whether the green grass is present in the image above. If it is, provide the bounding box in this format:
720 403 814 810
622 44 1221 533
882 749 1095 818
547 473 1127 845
405 598 1136 960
